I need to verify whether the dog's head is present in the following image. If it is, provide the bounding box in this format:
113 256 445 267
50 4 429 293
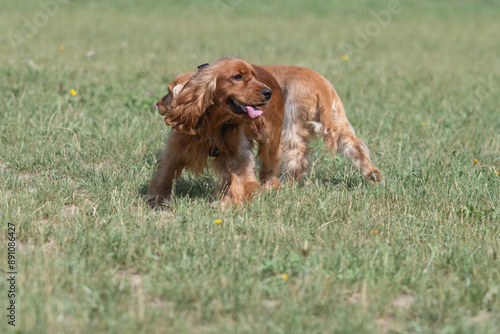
165 57 273 135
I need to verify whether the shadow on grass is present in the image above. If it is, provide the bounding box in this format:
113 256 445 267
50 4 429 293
138 174 217 205
139 149 369 207
173 175 218 199
306 169 367 191
139 170 369 207
139 151 218 207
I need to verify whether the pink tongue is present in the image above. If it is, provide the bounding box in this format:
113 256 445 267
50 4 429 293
245 106 263 119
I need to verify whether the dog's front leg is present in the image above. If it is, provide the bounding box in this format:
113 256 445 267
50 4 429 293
213 136 261 206
146 131 191 207
257 128 283 189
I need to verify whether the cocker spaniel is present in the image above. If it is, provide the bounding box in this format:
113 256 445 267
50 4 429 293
154 63 382 190
147 57 284 206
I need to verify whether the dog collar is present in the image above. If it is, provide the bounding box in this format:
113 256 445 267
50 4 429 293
207 122 231 158
208 138 220 157
197 63 209 70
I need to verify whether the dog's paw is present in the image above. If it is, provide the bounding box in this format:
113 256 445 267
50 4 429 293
146 194 171 210
262 177 281 190
365 169 383 183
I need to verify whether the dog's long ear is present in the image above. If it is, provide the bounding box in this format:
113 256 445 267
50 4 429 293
157 83 186 116
165 69 216 135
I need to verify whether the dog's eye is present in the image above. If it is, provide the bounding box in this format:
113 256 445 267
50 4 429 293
233 74 243 81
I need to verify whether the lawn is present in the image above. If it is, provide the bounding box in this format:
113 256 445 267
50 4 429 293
1 0 499 333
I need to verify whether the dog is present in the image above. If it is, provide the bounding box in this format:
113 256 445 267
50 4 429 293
147 57 284 206
154 64 382 186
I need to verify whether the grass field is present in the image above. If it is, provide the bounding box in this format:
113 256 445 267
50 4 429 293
1 0 499 333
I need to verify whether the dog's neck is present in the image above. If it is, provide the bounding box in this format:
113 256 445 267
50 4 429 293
207 121 231 157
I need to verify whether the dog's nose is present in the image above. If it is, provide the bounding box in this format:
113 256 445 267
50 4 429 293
261 88 273 100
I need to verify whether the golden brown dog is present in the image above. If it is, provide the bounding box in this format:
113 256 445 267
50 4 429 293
155 64 382 186
147 57 284 206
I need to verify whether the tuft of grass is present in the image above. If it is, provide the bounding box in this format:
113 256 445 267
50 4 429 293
1 0 499 333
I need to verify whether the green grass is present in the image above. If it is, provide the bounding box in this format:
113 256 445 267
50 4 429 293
1 0 499 333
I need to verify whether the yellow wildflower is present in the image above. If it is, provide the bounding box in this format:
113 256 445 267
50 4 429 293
214 219 222 224
282 273 289 281
70 89 77 96
342 55 349 61
421 122 427 126
59 45 64 51
474 159 478 164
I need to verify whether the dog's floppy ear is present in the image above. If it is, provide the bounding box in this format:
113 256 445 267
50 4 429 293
165 68 216 135
157 83 186 116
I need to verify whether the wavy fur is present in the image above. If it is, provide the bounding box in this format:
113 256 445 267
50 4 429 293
147 57 284 206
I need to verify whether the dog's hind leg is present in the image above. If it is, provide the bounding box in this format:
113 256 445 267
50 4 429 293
322 95 382 183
